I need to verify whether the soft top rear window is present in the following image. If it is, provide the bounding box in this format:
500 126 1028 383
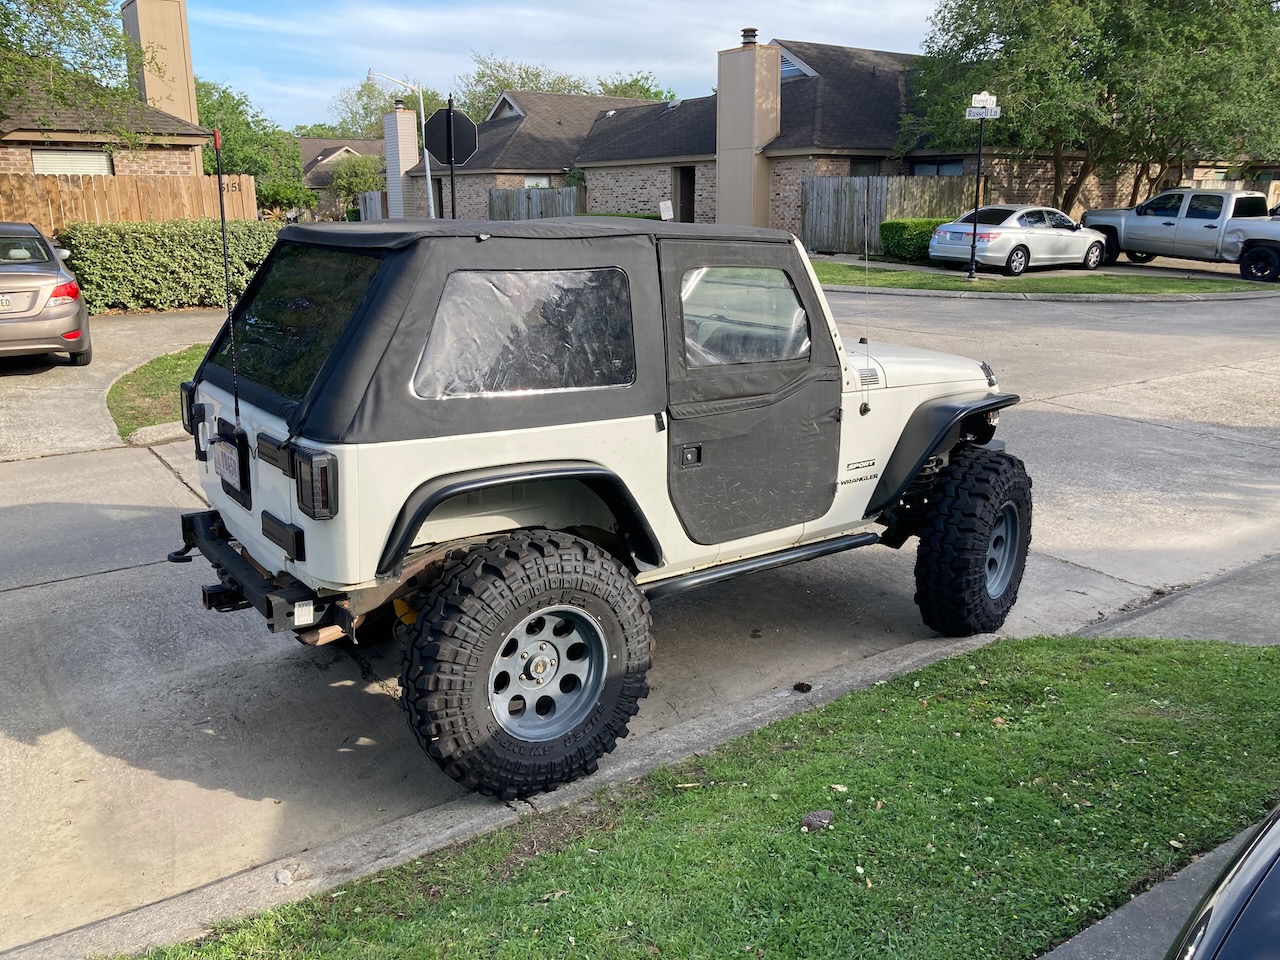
210 243 381 402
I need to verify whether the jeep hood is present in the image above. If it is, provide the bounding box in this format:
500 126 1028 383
857 342 994 390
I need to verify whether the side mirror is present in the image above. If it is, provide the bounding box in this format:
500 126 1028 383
1072 223 1081 231
55 248 70 261
1135 204 1148 216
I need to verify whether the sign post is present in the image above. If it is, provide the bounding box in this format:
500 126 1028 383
964 92 1000 280
426 101 478 219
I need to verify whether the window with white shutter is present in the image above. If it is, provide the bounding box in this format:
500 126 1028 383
31 150 114 175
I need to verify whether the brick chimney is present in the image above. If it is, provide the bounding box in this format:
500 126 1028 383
384 101 419 218
121 0 199 125
715 27 781 226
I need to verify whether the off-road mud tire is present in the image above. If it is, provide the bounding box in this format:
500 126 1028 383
400 531 653 799
914 447 1032 637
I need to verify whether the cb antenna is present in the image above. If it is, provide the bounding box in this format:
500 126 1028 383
212 128 241 426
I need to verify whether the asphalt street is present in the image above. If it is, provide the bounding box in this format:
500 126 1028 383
1 291 1278 955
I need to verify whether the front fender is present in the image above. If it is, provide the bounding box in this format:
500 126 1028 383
864 391 1020 518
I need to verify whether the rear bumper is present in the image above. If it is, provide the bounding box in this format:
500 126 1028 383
0 302 89 356
180 510 350 634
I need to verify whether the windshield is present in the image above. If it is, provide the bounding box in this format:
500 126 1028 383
209 242 382 402
958 208 1015 225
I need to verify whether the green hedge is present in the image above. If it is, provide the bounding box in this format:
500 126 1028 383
57 219 284 312
879 217 951 262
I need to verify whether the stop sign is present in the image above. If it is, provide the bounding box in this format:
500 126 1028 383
425 108 478 167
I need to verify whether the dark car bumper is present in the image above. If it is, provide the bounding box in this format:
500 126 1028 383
179 510 349 634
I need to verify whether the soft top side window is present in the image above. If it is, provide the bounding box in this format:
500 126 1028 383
413 267 636 398
680 266 810 367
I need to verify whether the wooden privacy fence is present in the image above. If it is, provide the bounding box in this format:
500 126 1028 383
801 176 979 255
358 190 388 221
489 185 586 220
0 174 257 236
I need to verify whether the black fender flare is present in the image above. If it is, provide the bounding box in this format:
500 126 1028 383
864 391 1020 518
376 460 662 578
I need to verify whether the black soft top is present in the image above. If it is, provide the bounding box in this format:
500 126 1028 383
277 217 796 250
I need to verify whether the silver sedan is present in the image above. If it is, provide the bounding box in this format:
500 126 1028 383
928 205 1108 277
0 222 91 366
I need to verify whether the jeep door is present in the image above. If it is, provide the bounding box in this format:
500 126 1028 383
658 240 841 545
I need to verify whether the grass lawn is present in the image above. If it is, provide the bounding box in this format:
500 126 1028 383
811 260 1261 295
138 636 1280 960
105 343 206 438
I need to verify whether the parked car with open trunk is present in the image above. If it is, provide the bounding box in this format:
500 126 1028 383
172 218 1032 798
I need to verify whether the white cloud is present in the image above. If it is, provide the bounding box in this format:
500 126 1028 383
186 0 935 129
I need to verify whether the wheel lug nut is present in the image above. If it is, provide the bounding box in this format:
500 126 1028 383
549 660 556 667
539 643 547 650
520 651 529 659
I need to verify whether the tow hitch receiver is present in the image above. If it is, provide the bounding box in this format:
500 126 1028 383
202 582 251 612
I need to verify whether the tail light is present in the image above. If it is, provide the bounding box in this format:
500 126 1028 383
179 381 207 460
60 330 81 340
293 445 339 520
974 231 1002 242
48 280 80 306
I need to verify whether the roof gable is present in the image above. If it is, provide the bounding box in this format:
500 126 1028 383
410 90 660 175
0 87 209 140
574 40 915 165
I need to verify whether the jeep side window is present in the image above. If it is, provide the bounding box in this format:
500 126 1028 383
413 268 636 398
1186 194 1224 220
679 266 810 367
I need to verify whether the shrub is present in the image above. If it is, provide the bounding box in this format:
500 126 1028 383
57 219 283 312
880 217 951 262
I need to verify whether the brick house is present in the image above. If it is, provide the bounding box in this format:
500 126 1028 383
299 138 385 218
403 90 658 219
575 34 1146 228
0 96 208 177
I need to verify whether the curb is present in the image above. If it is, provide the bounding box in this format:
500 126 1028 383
820 283 1280 303
126 421 186 447
4 635 992 959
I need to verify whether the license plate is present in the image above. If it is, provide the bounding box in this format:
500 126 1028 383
950 232 965 241
212 440 242 491
0 295 10 311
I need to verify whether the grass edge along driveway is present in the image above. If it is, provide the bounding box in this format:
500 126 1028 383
138 636 1279 960
811 260 1261 294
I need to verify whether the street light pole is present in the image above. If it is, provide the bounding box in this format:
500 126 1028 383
368 69 435 219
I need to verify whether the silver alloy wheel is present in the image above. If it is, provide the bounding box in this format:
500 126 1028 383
1085 242 1103 269
985 501 1021 598
488 605 608 740
1006 247 1028 276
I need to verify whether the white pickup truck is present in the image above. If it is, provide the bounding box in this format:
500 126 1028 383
1081 188 1280 281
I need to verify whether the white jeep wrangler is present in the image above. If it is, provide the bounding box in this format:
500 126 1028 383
173 218 1032 799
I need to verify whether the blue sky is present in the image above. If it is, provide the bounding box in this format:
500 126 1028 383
186 0 936 130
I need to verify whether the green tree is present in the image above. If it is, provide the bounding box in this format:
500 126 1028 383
322 79 444 140
903 0 1280 212
196 78 315 211
0 0 159 142
453 52 593 119
292 121 343 138
597 70 675 101
326 152 385 210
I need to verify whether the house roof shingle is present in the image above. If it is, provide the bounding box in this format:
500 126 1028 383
574 40 914 166
575 94 716 164
0 90 209 140
298 137 384 172
407 90 658 175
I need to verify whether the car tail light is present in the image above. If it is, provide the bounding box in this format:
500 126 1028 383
294 446 339 520
60 330 81 340
933 228 949 238
48 280 80 306
974 231 1002 242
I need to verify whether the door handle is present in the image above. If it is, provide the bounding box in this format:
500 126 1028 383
1204 224 1218 229
1162 221 1175 226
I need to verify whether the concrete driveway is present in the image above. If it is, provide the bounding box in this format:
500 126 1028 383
0 310 225 462
2 294 1279 955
